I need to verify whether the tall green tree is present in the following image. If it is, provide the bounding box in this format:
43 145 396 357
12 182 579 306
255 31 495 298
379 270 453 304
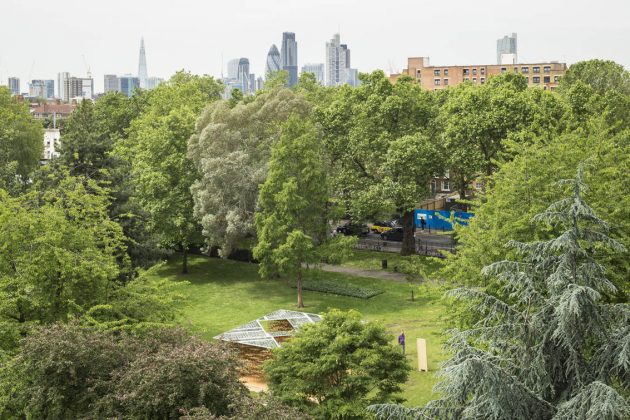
188 82 311 257
371 168 629 419
253 116 331 308
559 59 630 95
317 72 439 255
0 175 126 354
0 86 43 191
123 72 223 273
439 73 565 200
265 310 409 419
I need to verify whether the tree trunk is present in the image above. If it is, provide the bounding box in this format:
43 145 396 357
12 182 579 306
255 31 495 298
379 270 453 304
296 270 304 308
400 210 415 256
182 246 188 274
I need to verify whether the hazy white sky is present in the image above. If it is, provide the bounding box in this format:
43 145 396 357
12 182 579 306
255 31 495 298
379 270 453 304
1 0 628 93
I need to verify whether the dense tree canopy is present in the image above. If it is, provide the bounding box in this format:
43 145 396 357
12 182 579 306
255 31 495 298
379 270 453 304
0 86 43 190
188 83 311 256
0 175 126 356
122 72 223 273
373 169 630 419
559 59 630 95
317 72 440 254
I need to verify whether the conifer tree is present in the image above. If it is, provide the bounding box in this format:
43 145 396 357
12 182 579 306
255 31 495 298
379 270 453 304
370 166 629 419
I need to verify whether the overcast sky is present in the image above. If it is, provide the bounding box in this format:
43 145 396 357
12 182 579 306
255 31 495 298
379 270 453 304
1 0 628 93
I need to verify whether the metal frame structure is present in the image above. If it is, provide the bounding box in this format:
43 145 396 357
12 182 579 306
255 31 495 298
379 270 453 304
214 309 322 349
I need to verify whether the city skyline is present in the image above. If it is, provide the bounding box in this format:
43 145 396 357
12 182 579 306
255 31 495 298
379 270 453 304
2 0 629 94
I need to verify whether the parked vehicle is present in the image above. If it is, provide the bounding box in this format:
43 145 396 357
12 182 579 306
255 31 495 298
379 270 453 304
381 227 404 242
336 222 370 237
370 221 394 234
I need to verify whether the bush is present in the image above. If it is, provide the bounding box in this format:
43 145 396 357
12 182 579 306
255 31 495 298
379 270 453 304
264 310 409 419
294 278 383 299
0 323 247 419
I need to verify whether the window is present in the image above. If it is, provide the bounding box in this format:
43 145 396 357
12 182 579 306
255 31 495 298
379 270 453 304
533 66 540 73
431 179 437 193
554 76 561 82
480 68 485 75
533 76 540 84
500 67 507 73
472 68 477 75
543 76 550 83
480 77 485 84
514 67 519 74
444 69 449 76
521 67 529 73
463 69 470 75
434 69 440 76
443 79 449 86
442 180 450 191
434 78 441 86
464 77 470 81
525 77 529 83
473 78 477 83
544 66 551 73
416 69 421 77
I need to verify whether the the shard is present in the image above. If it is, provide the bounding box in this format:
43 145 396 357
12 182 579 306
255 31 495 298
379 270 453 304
138 37 148 89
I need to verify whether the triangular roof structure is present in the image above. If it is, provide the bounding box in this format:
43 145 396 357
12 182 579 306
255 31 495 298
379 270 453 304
214 309 322 349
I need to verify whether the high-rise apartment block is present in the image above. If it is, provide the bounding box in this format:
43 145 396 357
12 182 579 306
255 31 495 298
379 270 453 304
392 57 566 91
497 33 518 65
325 33 359 87
60 75 93 100
28 79 55 99
57 72 70 100
8 77 20 95
104 74 119 93
104 74 145 97
281 32 298 87
266 44 282 77
301 63 325 84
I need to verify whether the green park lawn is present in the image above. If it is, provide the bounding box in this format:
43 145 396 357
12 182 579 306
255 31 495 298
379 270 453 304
143 252 450 408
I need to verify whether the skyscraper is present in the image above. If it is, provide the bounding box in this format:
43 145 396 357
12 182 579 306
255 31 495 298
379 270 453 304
265 44 282 77
301 63 325 84
8 77 20 95
104 74 119 93
57 72 70 100
61 75 93 100
226 58 252 94
281 32 298 87
325 33 348 86
138 37 148 89
119 75 140 97
497 33 518 64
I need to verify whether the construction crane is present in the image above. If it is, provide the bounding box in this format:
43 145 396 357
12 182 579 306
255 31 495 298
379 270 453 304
81 54 91 79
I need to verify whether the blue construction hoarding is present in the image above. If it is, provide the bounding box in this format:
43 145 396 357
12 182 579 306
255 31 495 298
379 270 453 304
414 209 474 231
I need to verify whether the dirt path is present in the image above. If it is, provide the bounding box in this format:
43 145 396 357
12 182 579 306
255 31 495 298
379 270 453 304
315 263 407 282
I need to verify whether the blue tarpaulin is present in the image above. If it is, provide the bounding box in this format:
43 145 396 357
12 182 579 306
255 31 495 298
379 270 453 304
414 209 474 231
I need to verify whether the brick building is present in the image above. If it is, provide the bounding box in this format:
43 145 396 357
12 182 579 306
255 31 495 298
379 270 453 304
391 57 567 91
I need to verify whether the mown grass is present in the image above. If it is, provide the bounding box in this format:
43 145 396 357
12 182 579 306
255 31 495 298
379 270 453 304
143 254 450 408
341 249 443 276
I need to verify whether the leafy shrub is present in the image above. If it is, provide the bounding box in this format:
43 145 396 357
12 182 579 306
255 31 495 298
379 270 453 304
0 323 247 419
264 310 409 419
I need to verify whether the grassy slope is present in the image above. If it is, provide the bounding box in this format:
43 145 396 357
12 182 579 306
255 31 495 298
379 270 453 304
143 254 449 408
